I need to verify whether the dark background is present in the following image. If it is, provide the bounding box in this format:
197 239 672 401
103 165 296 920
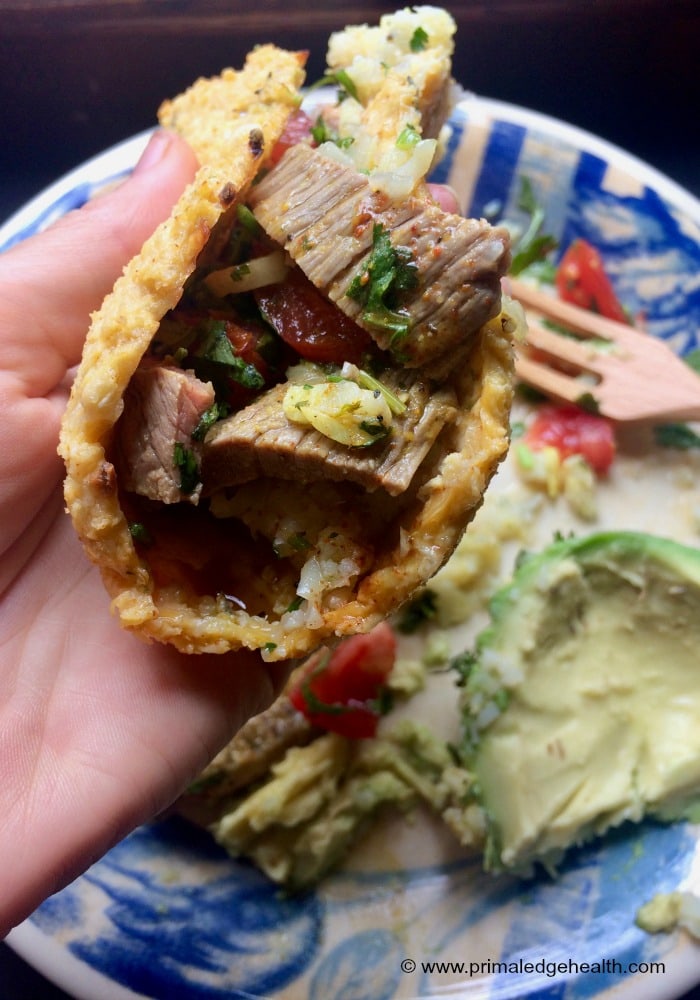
2 0 700 996
2 0 700 222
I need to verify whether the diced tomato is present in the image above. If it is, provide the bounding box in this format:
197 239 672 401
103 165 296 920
255 268 373 365
223 317 271 375
524 403 616 475
288 622 397 739
555 239 629 323
269 109 315 164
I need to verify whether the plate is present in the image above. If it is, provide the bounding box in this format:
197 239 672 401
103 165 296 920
4 94 700 1000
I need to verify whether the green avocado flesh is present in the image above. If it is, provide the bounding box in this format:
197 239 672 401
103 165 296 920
460 531 700 873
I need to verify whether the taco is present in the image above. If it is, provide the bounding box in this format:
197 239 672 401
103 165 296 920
59 7 514 662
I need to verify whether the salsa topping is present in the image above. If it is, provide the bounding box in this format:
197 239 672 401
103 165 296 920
288 622 397 738
524 403 616 475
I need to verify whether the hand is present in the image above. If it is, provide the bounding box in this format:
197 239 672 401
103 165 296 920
0 127 462 937
0 131 286 937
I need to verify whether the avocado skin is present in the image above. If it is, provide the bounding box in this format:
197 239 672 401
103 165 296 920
457 530 700 874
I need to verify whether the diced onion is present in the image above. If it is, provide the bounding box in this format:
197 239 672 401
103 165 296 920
368 138 438 200
341 362 407 415
205 251 289 297
286 361 338 385
284 379 393 447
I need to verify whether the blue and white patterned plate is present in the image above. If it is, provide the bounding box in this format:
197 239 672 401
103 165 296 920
4 95 700 1000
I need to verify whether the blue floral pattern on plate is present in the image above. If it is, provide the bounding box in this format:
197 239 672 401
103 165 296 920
5 98 700 1000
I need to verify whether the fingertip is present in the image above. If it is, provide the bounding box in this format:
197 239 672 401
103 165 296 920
428 183 462 215
83 128 198 259
132 129 199 179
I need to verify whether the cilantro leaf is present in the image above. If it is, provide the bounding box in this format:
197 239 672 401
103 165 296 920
192 401 226 441
397 588 438 634
310 115 355 150
347 224 418 348
410 26 429 51
173 442 199 494
310 69 359 102
197 321 264 389
654 422 700 450
509 176 558 276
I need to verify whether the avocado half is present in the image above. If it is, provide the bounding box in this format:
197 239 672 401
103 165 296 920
457 531 700 873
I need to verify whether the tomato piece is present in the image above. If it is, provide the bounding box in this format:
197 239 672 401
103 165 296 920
555 239 628 323
270 109 314 164
256 269 373 365
524 403 616 474
289 622 397 739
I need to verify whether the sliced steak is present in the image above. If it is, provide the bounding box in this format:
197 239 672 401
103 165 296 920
202 372 457 496
196 695 315 800
178 692 317 826
118 365 215 504
249 143 510 367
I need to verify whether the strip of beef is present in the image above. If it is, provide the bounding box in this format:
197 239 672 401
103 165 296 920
178 693 317 826
202 372 457 496
118 365 215 504
249 143 510 367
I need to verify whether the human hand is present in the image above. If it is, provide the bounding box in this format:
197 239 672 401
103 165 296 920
0 132 286 937
0 127 462 937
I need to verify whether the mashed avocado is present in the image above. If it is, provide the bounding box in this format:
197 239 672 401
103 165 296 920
457 531 700 873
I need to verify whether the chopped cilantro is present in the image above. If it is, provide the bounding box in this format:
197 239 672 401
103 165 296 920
575 391 601 414
310 69 359 102
509 177 558 276
397 588 438 634
287 532 311 551
128 522 152 545
310 115 355 149
236 203 261 235
197 321 265 390
346 223 418 348
225 204 261 266
410 25 429 51
229 263 251 282
654 422 700 450
300 680 352 716
451 648 479 686
359 418 390 441
367 687 395 716
396 123 420 150
263 642 278 653
286 595 304 613
192 401 226 441
173 442 199 494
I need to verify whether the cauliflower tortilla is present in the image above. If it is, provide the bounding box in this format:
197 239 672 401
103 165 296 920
59 10 514 662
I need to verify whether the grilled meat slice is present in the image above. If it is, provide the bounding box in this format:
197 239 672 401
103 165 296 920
117 365 215 504
178 693 317 827
249 143 510 367
196 696 315 800
201 373 457 496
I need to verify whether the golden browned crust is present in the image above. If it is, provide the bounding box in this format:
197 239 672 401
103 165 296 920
58 46 307 642
158 45 306 172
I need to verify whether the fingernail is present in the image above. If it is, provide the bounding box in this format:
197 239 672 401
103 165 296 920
133 130 174 175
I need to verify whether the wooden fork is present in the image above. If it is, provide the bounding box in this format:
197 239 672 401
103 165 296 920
507 276 700 423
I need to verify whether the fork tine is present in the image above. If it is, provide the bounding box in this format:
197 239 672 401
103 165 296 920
509 277 700 422
524 318 607 373
514 351 592 406
508 277 642 348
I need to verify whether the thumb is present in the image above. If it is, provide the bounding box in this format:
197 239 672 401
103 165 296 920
0 130 199 391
